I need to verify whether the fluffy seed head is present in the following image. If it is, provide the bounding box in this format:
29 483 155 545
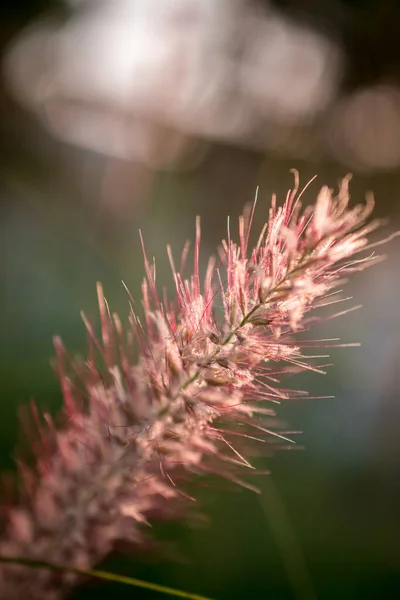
0 175 393 599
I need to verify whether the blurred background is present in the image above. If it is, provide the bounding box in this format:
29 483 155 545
1 1 400 598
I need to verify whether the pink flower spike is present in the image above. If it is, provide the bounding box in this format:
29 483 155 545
0 175 397 600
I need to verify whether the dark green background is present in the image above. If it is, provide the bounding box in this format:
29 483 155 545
2 2 400 598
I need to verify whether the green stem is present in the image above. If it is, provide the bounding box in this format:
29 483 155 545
0 556 214 600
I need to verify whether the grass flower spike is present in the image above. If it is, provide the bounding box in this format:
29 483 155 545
0 175 392 599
